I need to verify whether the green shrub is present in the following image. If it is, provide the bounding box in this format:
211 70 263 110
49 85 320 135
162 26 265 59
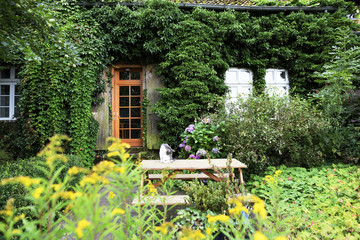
0 155 85 212
312 41 360 163
210 94 330 177
181 180 235 214
0 150 12 165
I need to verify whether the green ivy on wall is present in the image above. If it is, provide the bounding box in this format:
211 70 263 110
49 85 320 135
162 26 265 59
4 0 359 162
10 2 110 165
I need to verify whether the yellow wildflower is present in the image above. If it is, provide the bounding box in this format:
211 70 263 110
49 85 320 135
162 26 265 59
111 208 125 216
13 214 25 222
274 170 282 177
107 138 131 160
92 161 115 173
51 184 62 191
51 191 82 200
207 214 229 223
180 228 206 240
61 191 82 200
254 231 268 240
68 166 89 176
75 219 91 238
107 151 120 158
228 197 248 216
263 175 274 183
155 222 174 235
206 228 212 235
12 229 22 235
109 191 116 199
80 173 109 187
32 187 45 199
147 180 157 196
1 176 41 187
252 196 267 220
275 236 287 240
107 138 131 152
0 198 14 216
68 166 80 175
45 155 68 167
64 204 73 213
114 166 125 174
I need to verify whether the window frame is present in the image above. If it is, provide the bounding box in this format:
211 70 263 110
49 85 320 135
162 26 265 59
265 69 289 97
0 67 20 121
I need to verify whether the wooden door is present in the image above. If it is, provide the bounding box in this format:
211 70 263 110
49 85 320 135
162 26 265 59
112 66 143 147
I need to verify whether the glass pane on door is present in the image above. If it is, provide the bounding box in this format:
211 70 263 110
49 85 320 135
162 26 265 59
117 84 142 140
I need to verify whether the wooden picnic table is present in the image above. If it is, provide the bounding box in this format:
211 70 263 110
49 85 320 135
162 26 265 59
132 158 247 205
141 158 247 186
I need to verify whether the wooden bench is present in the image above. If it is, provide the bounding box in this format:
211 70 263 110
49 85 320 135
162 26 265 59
147 173 230 180
132 195 189 206
131 193 254 206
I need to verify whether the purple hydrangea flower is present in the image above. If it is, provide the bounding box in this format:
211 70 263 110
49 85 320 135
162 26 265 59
185 124 195 133
183 140 186 143
184 145 191 152
212 148 219 154
196 149 207 157
179 143 185 148
195 155 200 159
189 154 196 159
212 136 219 141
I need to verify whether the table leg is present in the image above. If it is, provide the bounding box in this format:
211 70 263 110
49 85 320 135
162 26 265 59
238 168 244 185
152 171 178 188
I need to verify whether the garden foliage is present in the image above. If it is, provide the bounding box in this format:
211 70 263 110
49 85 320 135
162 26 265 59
0 136 288 240
181 180 234 213
209 94 330 176
249 164 360 239
0 154 85 217
312 38 360 163
2 0 358 161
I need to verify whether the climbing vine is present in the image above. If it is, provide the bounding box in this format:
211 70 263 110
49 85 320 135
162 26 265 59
3 0 359 162
10 2 110 165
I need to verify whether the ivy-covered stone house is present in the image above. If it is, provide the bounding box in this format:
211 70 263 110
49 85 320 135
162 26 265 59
0 0 359 162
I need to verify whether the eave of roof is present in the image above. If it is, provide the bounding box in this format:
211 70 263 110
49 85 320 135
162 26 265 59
77 1 338 13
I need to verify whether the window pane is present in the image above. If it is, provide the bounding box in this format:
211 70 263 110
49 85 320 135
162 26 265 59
120 119 129 128
131 72 140 80
131 130 141 139
131 119 141 128
131 97 141 106
131 86 140 95
120 130 129 139
0 85 10 95
120 97 129 107
120 108 129 117
0 68 10 79
119 72 129 80
119 86 129 96
131 108 141 117
0 96 9 106
0 107 9 118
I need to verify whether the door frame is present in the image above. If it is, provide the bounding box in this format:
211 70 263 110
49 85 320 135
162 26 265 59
112 65 143 147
